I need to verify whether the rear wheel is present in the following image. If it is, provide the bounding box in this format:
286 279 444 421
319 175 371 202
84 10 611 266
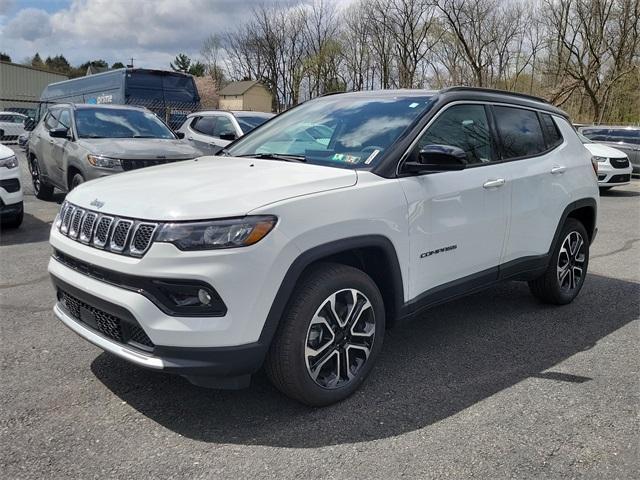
265 263 385 406
528 218 589 305
30 156 54 200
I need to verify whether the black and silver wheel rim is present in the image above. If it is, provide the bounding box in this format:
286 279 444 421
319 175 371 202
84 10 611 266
557 231 586 291
30 158 41 194
71 175 84 190
305 288 375 389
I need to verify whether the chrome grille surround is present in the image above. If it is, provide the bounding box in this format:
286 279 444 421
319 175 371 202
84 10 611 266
79 212 98 243
69 208 85 238
129 223 159 257
56 202 158 257
60 204 75 234
109 219 134 252
93 216 114 248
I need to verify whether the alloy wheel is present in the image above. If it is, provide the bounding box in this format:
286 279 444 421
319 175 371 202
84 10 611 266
30 158 41 194
304 288 375 389
557 231 586 291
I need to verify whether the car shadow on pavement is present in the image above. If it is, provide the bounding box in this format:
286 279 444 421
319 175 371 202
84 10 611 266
600 188 640 197
0 194 65 246
91 273 639 448
1 213 53 246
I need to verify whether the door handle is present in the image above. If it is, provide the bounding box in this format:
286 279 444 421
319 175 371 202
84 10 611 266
187 136 193 140
483 178 505 189
550 166 566 175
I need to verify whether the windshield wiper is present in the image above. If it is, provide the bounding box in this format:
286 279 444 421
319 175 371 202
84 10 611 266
243 153 307 163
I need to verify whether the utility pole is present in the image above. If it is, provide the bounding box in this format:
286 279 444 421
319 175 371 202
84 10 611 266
127 57 134 68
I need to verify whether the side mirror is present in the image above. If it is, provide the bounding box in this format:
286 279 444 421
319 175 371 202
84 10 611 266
49 127 70 139
219 132 237 141
175 131 185 139
403 144 468 174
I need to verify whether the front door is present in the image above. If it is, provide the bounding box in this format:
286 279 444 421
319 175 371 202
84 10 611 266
398 103 510 300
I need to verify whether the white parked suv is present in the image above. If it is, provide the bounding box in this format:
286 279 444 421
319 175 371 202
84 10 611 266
49 88 599 406
0 144 23 227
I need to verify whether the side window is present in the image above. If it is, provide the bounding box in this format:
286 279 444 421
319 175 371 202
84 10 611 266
540 114 563 149
494 106 546 159
213 116 235 137
191 116 216 136
417 104 495 164
57 110 71 130
44 111 59 130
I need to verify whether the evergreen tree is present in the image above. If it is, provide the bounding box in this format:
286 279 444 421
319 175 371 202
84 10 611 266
170 53 191 73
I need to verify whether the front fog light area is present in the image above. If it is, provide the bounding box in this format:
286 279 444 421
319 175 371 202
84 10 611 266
151 280 226 316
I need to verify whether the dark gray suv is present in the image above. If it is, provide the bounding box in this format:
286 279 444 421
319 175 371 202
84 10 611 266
28 104 200 199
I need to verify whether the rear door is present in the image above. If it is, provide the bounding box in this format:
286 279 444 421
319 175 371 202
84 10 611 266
398 103 510 299
494 106 572 267
185 115 218 154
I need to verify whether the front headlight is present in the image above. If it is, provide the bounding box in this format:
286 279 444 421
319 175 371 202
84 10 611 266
87 154 122 169
156 216 277 250
0 155 18 169
593 156 608 163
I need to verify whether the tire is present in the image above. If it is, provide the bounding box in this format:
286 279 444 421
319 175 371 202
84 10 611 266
265 262 385 406
69 173 85 190
599 186 612 192
528 218 589 305
30 156 54 200
1 202 23 228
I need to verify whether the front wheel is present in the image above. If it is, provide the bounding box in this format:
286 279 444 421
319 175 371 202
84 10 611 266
265 263 385 406
70 173 85 190
30 156 54 200
528 218 589 305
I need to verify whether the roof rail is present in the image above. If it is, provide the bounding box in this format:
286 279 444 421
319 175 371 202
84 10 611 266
440 86 550 105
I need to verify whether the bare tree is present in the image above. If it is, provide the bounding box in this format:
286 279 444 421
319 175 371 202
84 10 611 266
544 0 640 122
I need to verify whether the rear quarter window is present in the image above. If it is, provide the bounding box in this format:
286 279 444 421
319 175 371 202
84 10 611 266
494 106 546 159
540 114 563 149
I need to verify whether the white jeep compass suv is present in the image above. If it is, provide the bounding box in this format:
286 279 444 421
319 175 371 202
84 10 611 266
49 88 599 406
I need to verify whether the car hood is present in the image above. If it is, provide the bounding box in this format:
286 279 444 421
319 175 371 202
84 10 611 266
67 156 358 220
76 138 200 159
583 142 627 158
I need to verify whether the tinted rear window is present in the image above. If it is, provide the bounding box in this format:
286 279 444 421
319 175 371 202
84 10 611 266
494 106 546 159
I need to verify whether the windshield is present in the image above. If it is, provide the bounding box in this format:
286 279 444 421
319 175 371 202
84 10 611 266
74 107 175 139
236 114 272 133
226 94 434 168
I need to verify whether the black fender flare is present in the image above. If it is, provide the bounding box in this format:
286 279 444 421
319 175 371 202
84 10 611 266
257 235 405 350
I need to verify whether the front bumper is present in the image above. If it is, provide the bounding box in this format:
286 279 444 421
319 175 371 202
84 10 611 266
597 161 632 186
51 273 268 388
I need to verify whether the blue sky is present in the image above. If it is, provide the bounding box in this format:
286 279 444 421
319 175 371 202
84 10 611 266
0 0 296 69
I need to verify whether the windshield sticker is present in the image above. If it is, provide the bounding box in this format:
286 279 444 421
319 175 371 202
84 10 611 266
345 154 360 163
409 102 419 108
364 149 380 164
332 153 345 162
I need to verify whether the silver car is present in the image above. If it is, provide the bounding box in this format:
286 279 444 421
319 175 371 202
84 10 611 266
577 125 640 174
28 104 200 200
177 110 274 155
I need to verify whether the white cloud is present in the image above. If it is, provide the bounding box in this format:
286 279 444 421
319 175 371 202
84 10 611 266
0 0 14 16
0 0 308 68
3 8 52 41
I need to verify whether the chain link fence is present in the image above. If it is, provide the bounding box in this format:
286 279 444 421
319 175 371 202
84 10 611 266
0 97 203 144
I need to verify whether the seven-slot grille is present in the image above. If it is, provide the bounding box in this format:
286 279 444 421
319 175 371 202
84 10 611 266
56 202 158 257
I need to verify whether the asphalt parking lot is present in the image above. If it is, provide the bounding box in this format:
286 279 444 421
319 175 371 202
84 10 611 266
1 146 638 479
